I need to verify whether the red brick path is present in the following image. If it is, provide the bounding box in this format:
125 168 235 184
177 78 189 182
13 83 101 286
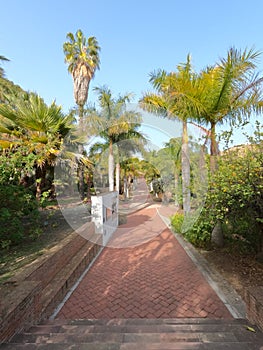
57 201 232 320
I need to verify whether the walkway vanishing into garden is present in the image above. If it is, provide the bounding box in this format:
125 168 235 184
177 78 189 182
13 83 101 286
2 179 263 349
56 179 235 320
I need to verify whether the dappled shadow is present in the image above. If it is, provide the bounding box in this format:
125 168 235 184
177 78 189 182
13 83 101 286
57 205 232 320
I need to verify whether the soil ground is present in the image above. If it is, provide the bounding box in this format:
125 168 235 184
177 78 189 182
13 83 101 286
200 248 263 300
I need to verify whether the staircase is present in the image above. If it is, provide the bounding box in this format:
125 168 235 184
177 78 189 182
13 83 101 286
1 318 263 349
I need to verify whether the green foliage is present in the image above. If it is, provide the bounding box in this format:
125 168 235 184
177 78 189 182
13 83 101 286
171 211 211 247
170 213 184 233
151 178 164 195
0 148 36 185
188 142 263 252
39 190 52 208
0 185 41 249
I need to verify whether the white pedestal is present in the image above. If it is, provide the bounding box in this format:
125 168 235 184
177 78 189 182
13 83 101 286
91 191 119 245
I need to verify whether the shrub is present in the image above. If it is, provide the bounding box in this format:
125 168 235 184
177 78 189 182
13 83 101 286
0 185 41 249
187 143 263 252
170 212 184 233
171 211 212 248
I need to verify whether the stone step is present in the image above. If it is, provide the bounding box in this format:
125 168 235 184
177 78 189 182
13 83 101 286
0 341 262 350
7 330 262 345
1 318 262 349
40 317 249 326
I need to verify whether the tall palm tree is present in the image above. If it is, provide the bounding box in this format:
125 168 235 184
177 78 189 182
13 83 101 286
0 93 73 198
93 86 143 191
186 47 263 244
198 47 263 173
89 130 146 195
63 30 100 122
63 29 100 198
140 55 204 214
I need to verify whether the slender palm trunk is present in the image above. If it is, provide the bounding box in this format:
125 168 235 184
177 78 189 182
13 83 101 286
210 122 218 174
209 121 224 246
108 138 115 191
78 104 85 200
115 163 120 194
181 120 191 214
174 170 180 206
123 175 128 198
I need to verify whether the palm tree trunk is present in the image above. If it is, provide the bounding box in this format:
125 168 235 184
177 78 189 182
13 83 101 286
174 171 180 206
35 166 46 201
116 163 120 194
209 121 224 246
123 176 128 199
181 120 191 214
108 138 115 191
210 122 218 174
78 104 85 200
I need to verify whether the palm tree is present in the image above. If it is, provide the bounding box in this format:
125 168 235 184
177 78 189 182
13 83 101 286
164 137 182 205
140 55 204 214
63 29 100 198
198 47 263 173
184 47 263 245
114 129 147 194
63 30 100 122
0 93 73 199
89 132 145 196
92 86 143 191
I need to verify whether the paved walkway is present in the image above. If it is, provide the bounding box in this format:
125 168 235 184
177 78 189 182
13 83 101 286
56 180 233 320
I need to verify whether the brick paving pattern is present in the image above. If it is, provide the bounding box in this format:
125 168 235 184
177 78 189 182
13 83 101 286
57 182 233 319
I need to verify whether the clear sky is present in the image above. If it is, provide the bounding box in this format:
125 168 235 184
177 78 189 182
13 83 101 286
1 0 263 145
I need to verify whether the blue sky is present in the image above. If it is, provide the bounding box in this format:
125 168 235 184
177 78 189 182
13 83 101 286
1 0 263 146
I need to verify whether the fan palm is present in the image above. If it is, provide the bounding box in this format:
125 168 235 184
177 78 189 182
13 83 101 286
0 93 73 198
63 29 100 122
63 29 100 199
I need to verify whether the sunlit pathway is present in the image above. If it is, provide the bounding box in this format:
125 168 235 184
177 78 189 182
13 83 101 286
56 197 233 320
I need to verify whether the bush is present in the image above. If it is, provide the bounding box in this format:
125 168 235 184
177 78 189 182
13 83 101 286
171 211 212 248
0 185 41 249
170 212 184 233
187 144 263 252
